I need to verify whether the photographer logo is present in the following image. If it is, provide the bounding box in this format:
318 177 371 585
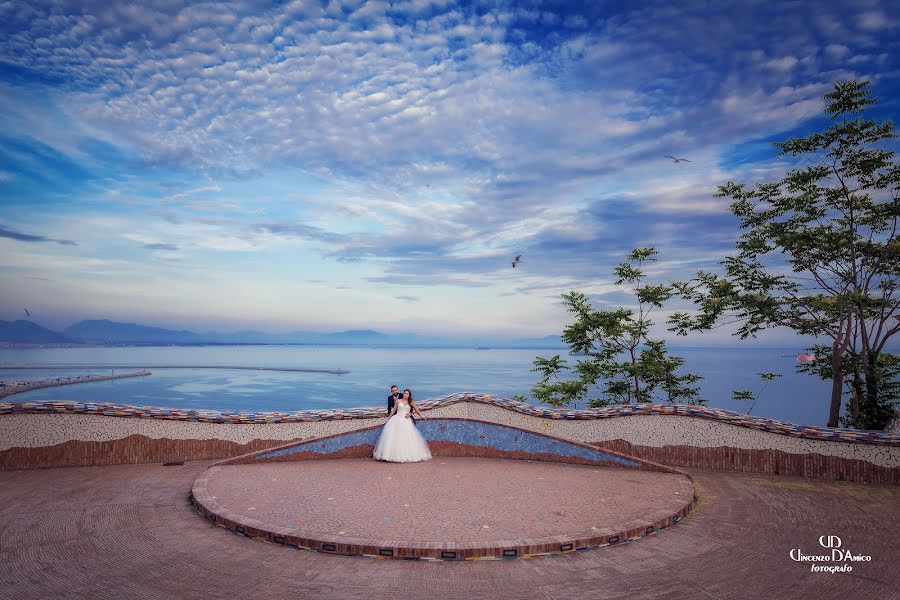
789 535 872 573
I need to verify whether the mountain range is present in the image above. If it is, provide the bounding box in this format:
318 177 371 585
0 320 75 344
0 319 566 348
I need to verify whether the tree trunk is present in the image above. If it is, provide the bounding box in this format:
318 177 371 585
629 348 640 403
827 310 854 428
864 353 882 428
827 340 844 427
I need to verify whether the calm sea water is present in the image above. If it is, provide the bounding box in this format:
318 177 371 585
0 345 837 426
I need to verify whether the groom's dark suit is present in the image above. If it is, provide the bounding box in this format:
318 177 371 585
387 393 400 415
387 393 416 424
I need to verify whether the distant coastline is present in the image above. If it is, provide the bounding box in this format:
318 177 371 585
8 318 873 351
0 364 350 374
0 319 567 349
0 341 868 351
0 341 568 350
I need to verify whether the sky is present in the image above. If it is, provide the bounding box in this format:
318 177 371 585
0 0 898 343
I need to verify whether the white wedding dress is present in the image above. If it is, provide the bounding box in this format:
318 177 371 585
373 401 432 463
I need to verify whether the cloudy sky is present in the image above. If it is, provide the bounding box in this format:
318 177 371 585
0 0 898 342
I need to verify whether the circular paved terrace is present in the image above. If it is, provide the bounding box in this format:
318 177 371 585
1 460 898 599
192 458 695 559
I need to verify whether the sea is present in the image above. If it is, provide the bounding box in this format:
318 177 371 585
0 344 840 426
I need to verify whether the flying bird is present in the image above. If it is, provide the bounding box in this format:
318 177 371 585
512 255 522 268
24 307 30 317
665 155 691 163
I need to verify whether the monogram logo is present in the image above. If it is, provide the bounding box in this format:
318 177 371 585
819 535 842 549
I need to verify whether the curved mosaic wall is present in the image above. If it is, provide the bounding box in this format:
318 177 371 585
222 419 662 471
3 394 898 444
1 394 898 482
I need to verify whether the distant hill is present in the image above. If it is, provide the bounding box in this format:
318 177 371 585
61 320 397 345
0 320 75 343
322 329 389 341
64 319 207 344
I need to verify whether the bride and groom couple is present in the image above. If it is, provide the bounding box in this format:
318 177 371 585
373 385 432 463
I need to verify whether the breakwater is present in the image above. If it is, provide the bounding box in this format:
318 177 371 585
0 370 151 399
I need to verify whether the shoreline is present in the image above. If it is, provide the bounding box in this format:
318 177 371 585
0 365 350 375
0 370 151 399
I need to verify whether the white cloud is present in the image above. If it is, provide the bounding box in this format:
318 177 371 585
766 56 799 71
1 0 897 334
824 43 850 59
857 10 893 31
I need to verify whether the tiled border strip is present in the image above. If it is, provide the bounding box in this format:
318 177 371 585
3 393 897 446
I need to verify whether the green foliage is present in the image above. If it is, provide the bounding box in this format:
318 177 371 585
797 345 899 429
671 80 900 428
731 372 782 414
530 248 704 408
843 353 900 430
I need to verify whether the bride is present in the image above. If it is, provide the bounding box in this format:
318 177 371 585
373 388 432 463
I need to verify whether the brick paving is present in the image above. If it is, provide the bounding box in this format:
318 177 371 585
0 460 898 599
196 458 694 556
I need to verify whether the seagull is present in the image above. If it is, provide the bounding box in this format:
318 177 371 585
24 307 30 317
512 255 522 268
665 155 691 163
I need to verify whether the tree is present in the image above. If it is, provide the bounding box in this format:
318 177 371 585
531 247 704 408
670 80 900 428
796 344 899 428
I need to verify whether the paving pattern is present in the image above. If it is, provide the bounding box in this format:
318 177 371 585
1 460 898 599
197 458 693 556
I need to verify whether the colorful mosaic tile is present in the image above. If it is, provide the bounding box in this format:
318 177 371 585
249 419 646 468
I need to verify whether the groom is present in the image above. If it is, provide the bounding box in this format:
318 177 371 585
387 384 416 424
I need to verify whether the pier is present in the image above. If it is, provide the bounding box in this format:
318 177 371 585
0 370 151 399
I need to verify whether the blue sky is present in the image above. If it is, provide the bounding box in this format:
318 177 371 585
0 0 898 342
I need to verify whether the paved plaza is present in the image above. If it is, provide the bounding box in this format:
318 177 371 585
198 458 694 557
1 459 897 599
